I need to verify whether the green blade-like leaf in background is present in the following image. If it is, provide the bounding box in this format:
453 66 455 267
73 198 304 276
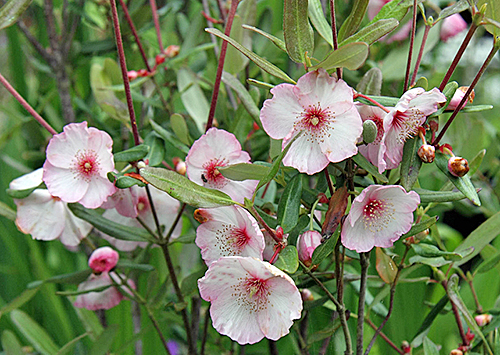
0 287 39 319
1 330 24 355
0 0 32 30
283 0 314 64
10 309 60 355
356 67 383 95
337 0 369 42
242 24 287 51
311 42 369 71
218 162 270 181
308 0 333 46
400 136 422 191
438 0 470 21
423 337 440 355
113 144 149 163
274 245 299 273
89 324 119 355
414 188 467 203
177 68 210 133
339 19 399 47
478 0 500 37
140 167 236 208
277 173 302 233
352 152 388 183
170 114 192 146
221 71 262 126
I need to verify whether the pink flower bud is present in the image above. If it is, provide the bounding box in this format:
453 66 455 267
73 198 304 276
137 69 149 77
447 86 475 111
88 247 119 273
173 157 187 175
418 144 436 163
297 231 322 267
448 156 469 177
301 289 314 301
155 54 166 66
164 45 180 58
127 70 138 81
475 314 493 326
401 341 411 354
441 14 467 42
450 350 463 355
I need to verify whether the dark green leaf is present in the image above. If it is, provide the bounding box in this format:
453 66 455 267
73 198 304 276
412 295 448 347
409 255 451 267
10 309 59 355
140 167 236 208
113 144 149 163
414 188 467 203
221 71 262 126
311 228 340 266
307 319 341 344
352 152 388 183
180 268 207 296
218 162 270 181
311 42 369 70
6 185 39 199
1 330 24 355
277 174 302 233
274 246 299 273
145 136 165 167
337 0 369 41
412 243 472 261
27 270 92 289
400 136 422 191
283 0 314 63
423 337 440 355
170 114 191 146
114 175 146 189
438 0 470 20
434 151 481 206
242 24 286 51
308 0 332 46
89 324 119 355
341 19 399 47
0 0 32 30
356 68 382 95
117 260 155 272
206 28 295 84
475 250 500 274
0 288 39 318
149 119 190 154
68 203 155 242
401 216 438 239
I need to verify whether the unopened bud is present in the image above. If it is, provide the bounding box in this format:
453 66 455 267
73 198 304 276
418 144 435 163
447 86 475 111
450 350 463 355
155 54 166 65
297 231 322 267
475 314 493 327
164 45 180 58
362 120 378 144
465 328 475 342
137 69 149 77
448 156 469 177
173 157 187 175
433 267 446 283
429 118 439 133
127 70 138 81
401 341 411 354
301 289 314 301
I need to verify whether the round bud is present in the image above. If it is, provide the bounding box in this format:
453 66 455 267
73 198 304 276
155 54 166 65
448 156 469 177
450 350 463 355
175 161 187 176
127 70 138 81
164 45 180 58
418 144 436 163
475 314 493 327
301 289 314 301
362 120 378 144
401 341 411 354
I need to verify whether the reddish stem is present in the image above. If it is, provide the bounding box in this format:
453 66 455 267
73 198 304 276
353 93 390 113
205 0 239 131
149 0 164 51
329 0 341 79
0 72 58 135
443 279 469 346
365 318 404 355
403 0 418 92
410 25 431 87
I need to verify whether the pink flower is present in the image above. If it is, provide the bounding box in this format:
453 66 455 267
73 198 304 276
186 128 258 203
74 272 135 310
101 187 140 218
100 185 181 251
341 185 420 252
297 230 322 266
357 105 387 170
198 256 302 344
378 88 446 172
43 122 117 209
88 247 119 273
260 69 363 175
367 0 390 20
447 86 474 111
195 206 265 266
10 169 92 246
441 14 467 42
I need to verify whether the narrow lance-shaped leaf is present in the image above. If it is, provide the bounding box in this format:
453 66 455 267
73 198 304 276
311 42 369 71
206 28 296 84
308 0 333 46
283 0 314 64
352 152 389 183
368 0 417 25
438 0 470 21
400 216 438 239
0 0 32 30
339 19 399 47
218 162 270 181
221 71 262 127
140 167 236 208
1 330 24 355
10 310 60 355
400 136 422 191
414 188 467 203
337 0 369 42
113 144 149 163
242 25 286 52
277 173 302 233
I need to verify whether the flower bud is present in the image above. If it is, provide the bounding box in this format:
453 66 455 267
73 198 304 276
429 118 439 133
475 314 493 327
448 156 469 177
362 120 378 144
450 350 463 355
155 54 166 65
137 69 149 77
164 45 180 58
173 157 187 175
465 328 475 342
440 13 467 42
127 70 138 81
88 247 119 273
401 341 411 354
418 144 435 163
301 289 314 301
447 86 475 111
297 231 322 267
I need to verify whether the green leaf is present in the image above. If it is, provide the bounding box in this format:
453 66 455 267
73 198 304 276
274 246 299 273
400 136 422 191
478 0 500 37
311 228 339 266
2 330 24 355
376 247 397 283
356 67 382 96
412 243 472 261
454 210 500 266
414 188 467 203
218 162 270 181
308 0 333 46
10 309 59 355
368 0 416 25
277 174 302 233
0 287 39 319
140 167 236 208
57 333 90 355
0 0 32 30
475 250 500 274
27 270 92 289
447 274 494 355
337 0 369 42
113 144 149 163
409 255 451 267
149 119 189 155
144 136 165 167
207 28 295 84
170 114 191 146
89 324 119 355
434 151 481 206
401 216 438 239
311 42 369 71
116 260 155 272
181 268 207 296
177 68 209 133
6 185 39 199
68 203 155 242
0 201 16 221
221 71 262 126
283 0 314 63
352 152 389 183
242 24 286 51
423 337 440 355
414 76 428 90
412 295 448 347
114 175 146 189
438 0 470 21
460 104 494 113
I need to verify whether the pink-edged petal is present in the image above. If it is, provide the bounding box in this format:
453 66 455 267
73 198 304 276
101 188 139 218
260 84 304 139
89 247 119 273
87 127 115 176
341 217 377 252
14 190 66 241
408 88 447 114
9 168 44 190
78 175 117 209
282 132 330 174
296 69 346 107
219 180 258 204
60 205 92 246
73 273 123 310
46 122 90 168
43 160 88 203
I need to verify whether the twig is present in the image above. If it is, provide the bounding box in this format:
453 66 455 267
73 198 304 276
468 280 483 313
365 318 404 355
150 0 164 51
410 24 431 87
200 304 210 355
442 279 468 346
16 21 52 63
356 252 370 355
329 0 341 79
403 0 418 92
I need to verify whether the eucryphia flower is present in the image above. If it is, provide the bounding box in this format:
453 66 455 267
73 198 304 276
260 69 363 175
10 169 92 246
441 14 467 42
194 205 265 266
378 88 446 172
43 122 117 209
341 185 420 252
198 256 302 344
186 128 258 203
89 247 119 273
100 185 181 251
297 230 322 266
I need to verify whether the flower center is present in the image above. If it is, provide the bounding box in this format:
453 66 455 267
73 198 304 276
232 275 272 314
214 224 251 254
392 110 423 144
137 196 149 214
294 103 335 144
362 198 395 233
72 149 100 182
202 158 228 188
245 277 269 299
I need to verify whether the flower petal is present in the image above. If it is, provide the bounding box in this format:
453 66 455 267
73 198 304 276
43 160 88 203
78 175 117 209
